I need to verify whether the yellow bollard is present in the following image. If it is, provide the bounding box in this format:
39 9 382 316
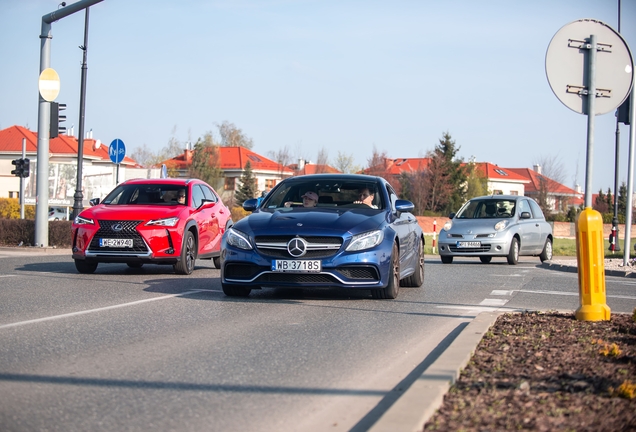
575 207 611 321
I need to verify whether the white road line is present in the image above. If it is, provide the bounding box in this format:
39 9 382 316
0 289 221 330
0 275 16 278
480 298 509 306
491 290 514 296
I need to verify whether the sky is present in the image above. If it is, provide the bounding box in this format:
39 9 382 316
1 0 635 195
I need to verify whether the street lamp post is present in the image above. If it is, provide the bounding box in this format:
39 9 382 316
72 8 90 220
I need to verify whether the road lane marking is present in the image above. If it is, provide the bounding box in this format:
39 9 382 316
491 290 514 296
480 298 509 306
0 289 221 330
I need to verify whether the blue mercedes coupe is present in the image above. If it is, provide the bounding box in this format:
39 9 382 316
220 174 425 299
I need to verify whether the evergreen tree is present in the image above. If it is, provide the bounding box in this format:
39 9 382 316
618 181 628 216
188 132 223 189
234 160 258 205
434 132 466 214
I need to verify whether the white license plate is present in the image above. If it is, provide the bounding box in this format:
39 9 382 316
457 241 481 248
100 238 133 248
272 260 321 272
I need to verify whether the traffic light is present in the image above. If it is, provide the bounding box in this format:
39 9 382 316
22 158 30 178
10 158 30 178
50 102 67 138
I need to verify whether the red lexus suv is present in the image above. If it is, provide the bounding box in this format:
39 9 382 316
71 178 232 274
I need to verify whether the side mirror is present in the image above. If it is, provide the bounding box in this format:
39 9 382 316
395 199 414 214
89 198 100 206
520 211 531 219
449 212 456 219
243 198 258 212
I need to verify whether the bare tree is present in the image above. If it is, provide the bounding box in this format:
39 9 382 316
422 150 453 213
267 145 293 176
533 154 569 213
335 151 359 174
314 147 329 173
218 121 254 149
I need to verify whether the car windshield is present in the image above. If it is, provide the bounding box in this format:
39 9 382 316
262 179 384 210
456 199 516 219
101 184 187 205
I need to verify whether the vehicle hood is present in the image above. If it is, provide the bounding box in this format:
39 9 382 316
445 217 513 233
235 208 385 236
79 204 187 221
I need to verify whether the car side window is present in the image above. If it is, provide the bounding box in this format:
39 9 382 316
517 199 531 217
192 185 205 208
528 199 544 220
201 185 217 203
386 184 398 212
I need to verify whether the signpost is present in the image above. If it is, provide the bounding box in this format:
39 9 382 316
109 139 126 184
546 18 634 321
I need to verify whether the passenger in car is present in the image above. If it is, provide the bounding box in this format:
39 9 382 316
285 191 318 208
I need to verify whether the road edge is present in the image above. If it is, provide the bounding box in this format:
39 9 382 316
368 311 502 432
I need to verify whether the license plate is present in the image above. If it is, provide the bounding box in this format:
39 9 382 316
457 241 481 248
272 260 321 272
100 238 133 248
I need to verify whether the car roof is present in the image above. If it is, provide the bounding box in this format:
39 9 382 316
120 178 195 186
282 173 387 183
471 195 528 201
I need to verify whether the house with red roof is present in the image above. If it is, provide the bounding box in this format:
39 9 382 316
0 125 156 209
286 159 341 176
506 165 582 212
161 146 294 202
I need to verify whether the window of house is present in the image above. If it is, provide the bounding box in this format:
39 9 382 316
510 191 518 195
224 177 236 191
493 190 503 195
265 179 276 189
9 191 19 198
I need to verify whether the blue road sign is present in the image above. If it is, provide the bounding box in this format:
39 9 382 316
109 139 126 164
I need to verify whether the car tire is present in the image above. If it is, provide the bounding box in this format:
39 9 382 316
127 262 143 268
479 256 492 264
174 230 196 275
213 256 221 269
507 237 519 265
222 284 252 297
75 260 97 274
372 243 399 299
441 255 453 264
402 239 424 287
539 238 553 262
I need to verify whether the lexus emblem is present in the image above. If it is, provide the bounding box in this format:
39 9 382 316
287 237 307 258
112 223 124 232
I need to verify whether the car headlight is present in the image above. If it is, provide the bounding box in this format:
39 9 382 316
74 215 94 225
146 217 179 227
443 220 453 231
346 230 384 252
494 220 509 231
226 227 253 250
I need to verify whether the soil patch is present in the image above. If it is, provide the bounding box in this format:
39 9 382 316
424 311 636 431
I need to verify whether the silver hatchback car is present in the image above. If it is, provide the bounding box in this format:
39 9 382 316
438 195 553 265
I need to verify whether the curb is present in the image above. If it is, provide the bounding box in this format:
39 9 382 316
539 261 636 278
0 247 71 255
368 311 502 432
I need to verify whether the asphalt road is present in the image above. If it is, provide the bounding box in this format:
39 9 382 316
0 251 634 432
